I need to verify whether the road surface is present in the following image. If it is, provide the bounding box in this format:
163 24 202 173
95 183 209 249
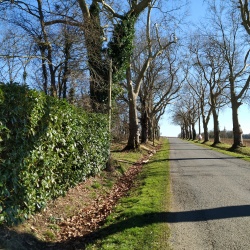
168 137 250 250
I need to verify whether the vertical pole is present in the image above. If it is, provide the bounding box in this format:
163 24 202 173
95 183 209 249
198 102 201 136
108 59 112 133
106 58 113 171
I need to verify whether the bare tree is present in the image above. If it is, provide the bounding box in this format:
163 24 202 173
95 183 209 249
189 33 229 145
124 4 178 149
209 0 250 147
0 0 86 99
0 29 27 84
187 72 212 142
138 47 183 144
237 0 250 35
172 87 199 140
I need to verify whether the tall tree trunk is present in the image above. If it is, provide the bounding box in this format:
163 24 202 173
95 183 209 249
231 97 243 147
48 48 56 97
200 100 211 142
204 125 209 142
139 90 149 143
151 116 156 146
126 98 140 150
140 109 148 143
148 118 153 140
189 124 192 140
192 123 196 140
212 109 221 144
181 125 185 139
40 47 48 95
229 74 244 148
62 34 72 99
78 1 108 112
185 123 189 139
37 0 57 97
155 117 160 140
202 114 210 142
124 68 140 150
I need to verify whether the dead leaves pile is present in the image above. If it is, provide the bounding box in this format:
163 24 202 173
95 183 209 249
56 157 150 243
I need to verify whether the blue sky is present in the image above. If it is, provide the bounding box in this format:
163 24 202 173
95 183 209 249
160 0 250 137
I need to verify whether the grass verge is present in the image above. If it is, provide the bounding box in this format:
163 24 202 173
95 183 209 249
191 139 250 162
86 138 171 250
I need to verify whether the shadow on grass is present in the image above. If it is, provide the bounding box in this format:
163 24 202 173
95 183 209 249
1 205 250 249
149 158 169 164
111 149 124 153
204 142 250 158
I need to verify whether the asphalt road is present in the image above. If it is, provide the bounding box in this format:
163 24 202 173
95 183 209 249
168 137 250 250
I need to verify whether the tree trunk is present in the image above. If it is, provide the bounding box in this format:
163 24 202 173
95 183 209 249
204 125 209 142
37 0 57 97
155 118 160 140
48 48 57 97
151 116 157 146
148 118 152 140
185 123 189 139
79 1 108 112
40 47 48 95
125 98 140 150
232 98 243 148
189 125 192 140
62 35 72 99
140 109 148 143
200 100 211 142
212 109 221 144
181 125 185 139
202 114 210 142
192 123 196 140
124 68 140 150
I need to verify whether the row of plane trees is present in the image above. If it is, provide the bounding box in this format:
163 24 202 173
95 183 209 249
172 0 250 149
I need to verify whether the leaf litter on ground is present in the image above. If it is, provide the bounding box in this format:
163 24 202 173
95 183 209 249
0 141 159 250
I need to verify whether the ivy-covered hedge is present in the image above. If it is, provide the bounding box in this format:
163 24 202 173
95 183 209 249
0 83 109 225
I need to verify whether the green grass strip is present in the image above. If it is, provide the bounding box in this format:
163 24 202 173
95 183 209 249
86 138 171 250
191 140 250 162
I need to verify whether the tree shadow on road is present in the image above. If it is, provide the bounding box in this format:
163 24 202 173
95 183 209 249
1 205 250 249
167 156 244 161
166 205 250 222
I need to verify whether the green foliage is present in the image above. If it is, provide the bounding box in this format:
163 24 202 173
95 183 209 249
0 83 109 225
108 15 137 82
89 1 100 17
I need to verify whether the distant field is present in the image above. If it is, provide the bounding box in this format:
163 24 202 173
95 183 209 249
220 138 250 147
